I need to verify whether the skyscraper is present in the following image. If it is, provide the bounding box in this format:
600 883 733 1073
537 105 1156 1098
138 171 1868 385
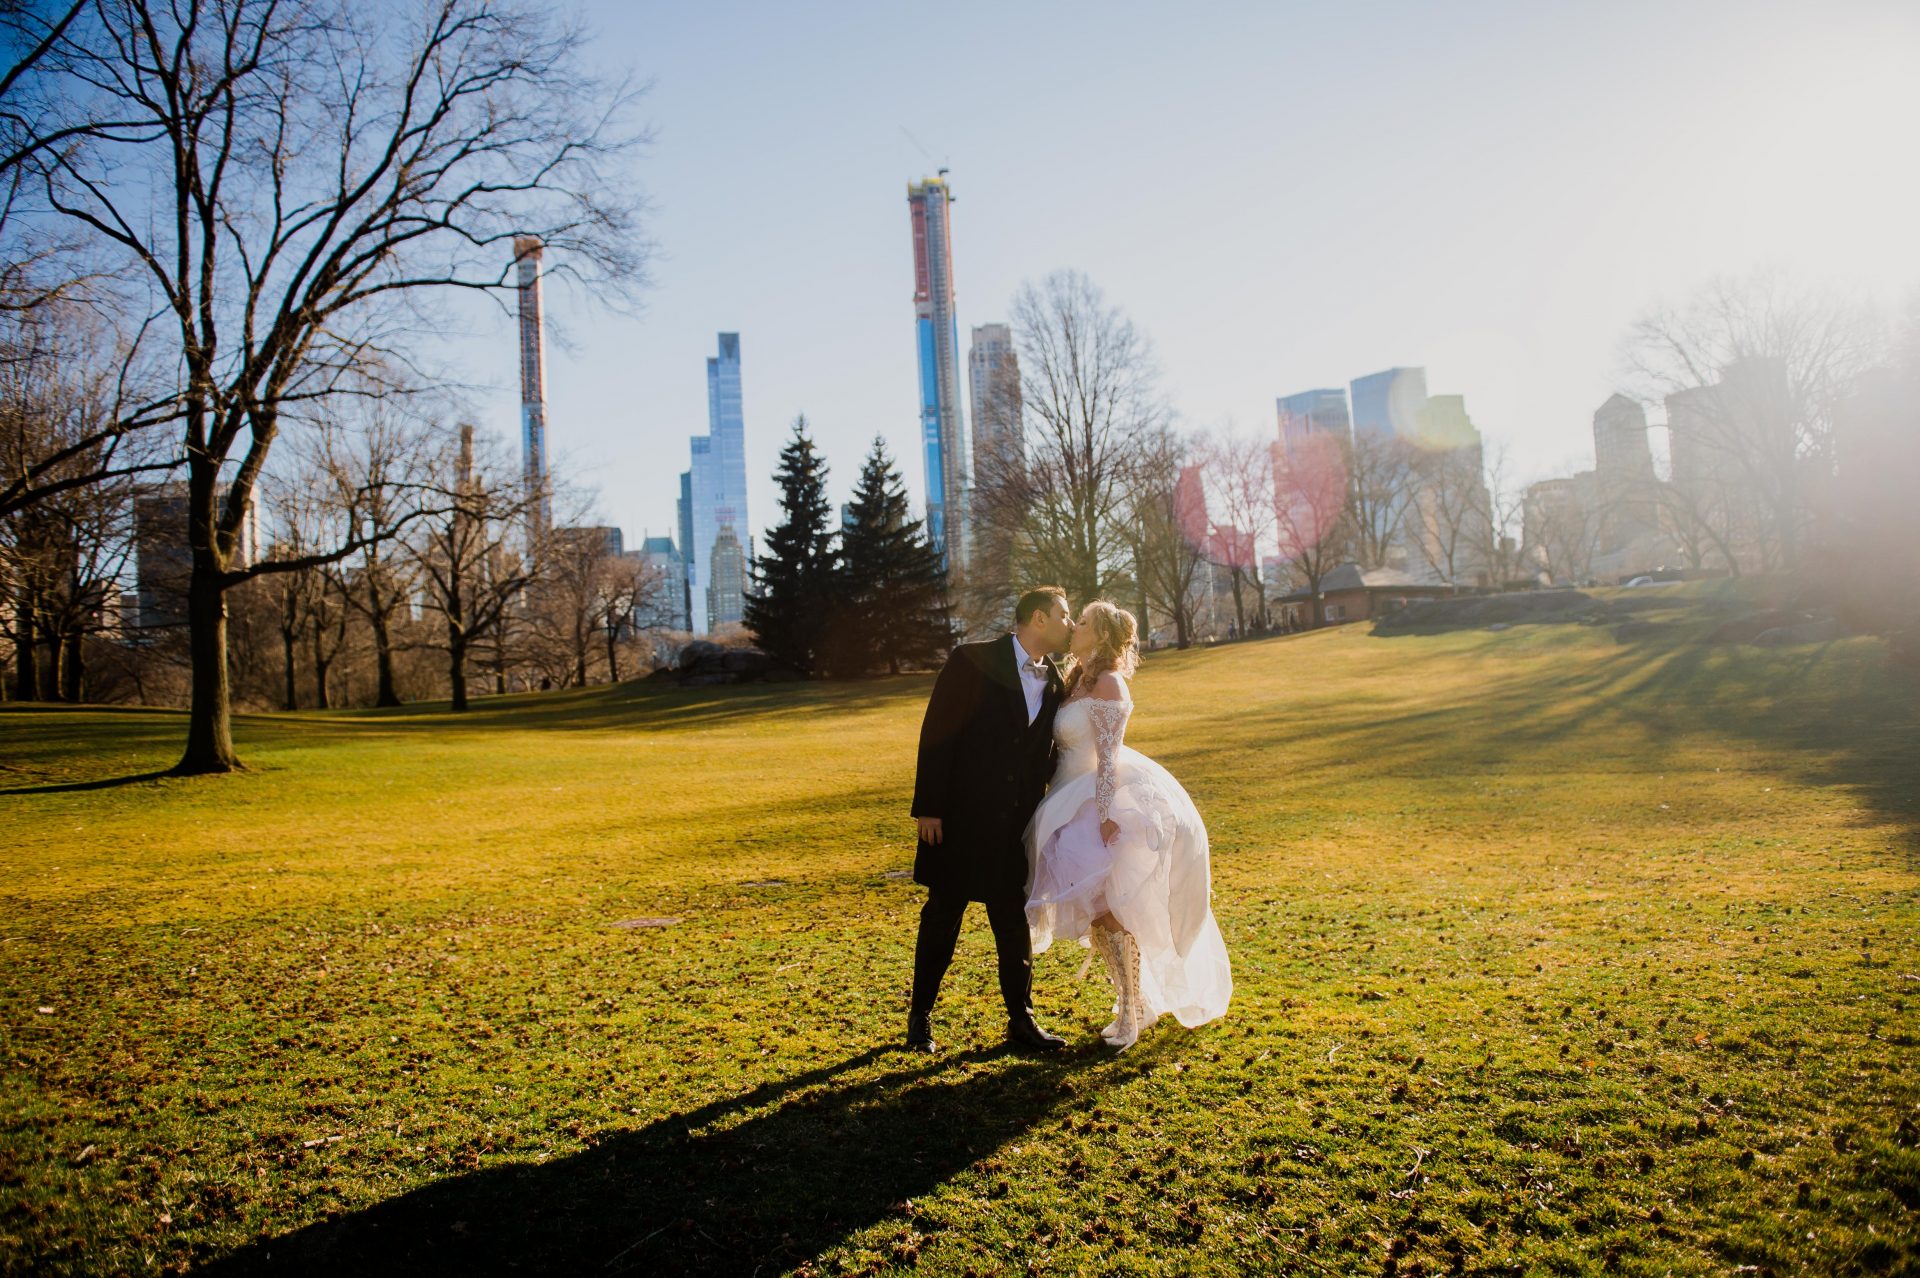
1592 393 1657 558
1408 394 1492 583
675 470 694 631
515 237 551 528
908 174 968 569
632 534 690 634
706 527 747 630
968 322 1022 473
1349 367 1428 441
1593 393 1655 482
679 333 750 634
1276 388 1352 452
1413 394 1483 454
132 484 257 630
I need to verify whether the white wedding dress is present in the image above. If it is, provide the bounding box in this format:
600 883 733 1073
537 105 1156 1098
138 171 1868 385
1025 693 1231 1044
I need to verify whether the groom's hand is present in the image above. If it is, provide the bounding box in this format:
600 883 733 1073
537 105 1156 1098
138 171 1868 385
916 817 944 845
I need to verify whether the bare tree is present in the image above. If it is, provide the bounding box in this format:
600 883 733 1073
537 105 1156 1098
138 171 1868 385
1271 431 1351 628
306 567 352 710
1651 461 1739 574
971 271 1167 607
264 512 315 711
414 425 538 712
1122 426 1205 649
0 290 144 698
1522 472 1605 585
1472 439 1527 586
1345 431 1418 571
1200 426 1278 631
9 0 646 771
534 522 622 688
593 553 666 683
0 476 130 700
0 5 89 156
1410 444 1493 585
311 400 433 707
1622 269 1883 574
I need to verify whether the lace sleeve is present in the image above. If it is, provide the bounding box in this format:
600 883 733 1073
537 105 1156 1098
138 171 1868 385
1087 698 1132 822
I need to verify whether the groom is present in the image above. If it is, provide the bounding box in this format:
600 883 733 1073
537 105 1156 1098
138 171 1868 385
906 586 1074 1054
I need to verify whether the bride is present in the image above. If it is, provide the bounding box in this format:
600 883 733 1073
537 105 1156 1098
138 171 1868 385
1024 601 1232 1048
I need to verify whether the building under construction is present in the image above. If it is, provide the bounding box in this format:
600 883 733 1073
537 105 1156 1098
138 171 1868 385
515 236 551 529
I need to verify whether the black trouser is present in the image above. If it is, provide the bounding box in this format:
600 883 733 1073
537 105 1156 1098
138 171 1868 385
910 886 1032 1018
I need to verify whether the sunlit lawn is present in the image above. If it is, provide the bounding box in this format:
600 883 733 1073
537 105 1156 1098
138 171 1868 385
2 584 1916 1275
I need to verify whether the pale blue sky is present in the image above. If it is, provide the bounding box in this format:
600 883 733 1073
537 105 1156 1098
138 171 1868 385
448 0 1920 551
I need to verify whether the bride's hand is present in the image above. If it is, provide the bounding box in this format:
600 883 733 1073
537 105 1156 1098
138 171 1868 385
1100 818 1119 845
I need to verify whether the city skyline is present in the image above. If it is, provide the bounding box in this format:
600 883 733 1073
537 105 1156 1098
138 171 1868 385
434 0 1918 567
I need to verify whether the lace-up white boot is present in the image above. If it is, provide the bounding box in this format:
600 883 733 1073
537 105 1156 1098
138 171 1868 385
1091 921 1127 1042
1102 925 1146 1049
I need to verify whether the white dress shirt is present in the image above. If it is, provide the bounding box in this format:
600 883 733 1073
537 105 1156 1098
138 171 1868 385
1011 633 1048 724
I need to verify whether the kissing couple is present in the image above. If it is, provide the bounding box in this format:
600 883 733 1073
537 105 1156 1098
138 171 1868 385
905 586 1232 1053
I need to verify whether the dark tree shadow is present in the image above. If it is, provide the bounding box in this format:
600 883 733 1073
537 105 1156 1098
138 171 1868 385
0 768 173 795
196 1041 1156 1275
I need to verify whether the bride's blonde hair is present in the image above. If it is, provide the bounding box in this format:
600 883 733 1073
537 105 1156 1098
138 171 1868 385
1067 600 1140 694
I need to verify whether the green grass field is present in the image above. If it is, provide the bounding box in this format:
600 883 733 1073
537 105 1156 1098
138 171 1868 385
3 586 1917 1275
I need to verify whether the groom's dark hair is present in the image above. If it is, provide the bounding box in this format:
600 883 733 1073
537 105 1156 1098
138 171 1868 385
1014 586 1068 629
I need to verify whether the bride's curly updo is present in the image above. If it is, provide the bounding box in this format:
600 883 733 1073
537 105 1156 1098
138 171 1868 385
1068 600 1140 694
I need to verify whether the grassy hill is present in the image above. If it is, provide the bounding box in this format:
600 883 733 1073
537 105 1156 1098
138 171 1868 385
3 586 1916 1275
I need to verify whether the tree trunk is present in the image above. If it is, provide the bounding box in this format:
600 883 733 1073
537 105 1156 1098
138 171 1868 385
281 626 299 711
604 618 620 683
61 632 83 702
14 590 39 700
40 618 65 701
448 622 469 712
367 577 401 707
176 559 240 773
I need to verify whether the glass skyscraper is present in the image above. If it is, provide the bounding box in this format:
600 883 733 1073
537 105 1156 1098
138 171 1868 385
908 174 968 569
1349 367 1429 441
678 332 749 634
1276 388 1352 453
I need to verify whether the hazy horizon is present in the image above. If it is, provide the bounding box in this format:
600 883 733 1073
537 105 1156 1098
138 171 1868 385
438 0 1920 554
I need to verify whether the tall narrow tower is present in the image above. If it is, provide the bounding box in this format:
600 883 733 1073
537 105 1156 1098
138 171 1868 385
515 236 551 528
908 173 968 570
682 333 749 634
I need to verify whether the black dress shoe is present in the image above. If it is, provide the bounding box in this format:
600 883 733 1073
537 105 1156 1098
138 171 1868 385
1005 1012 1067 1052
905 1011 936 1054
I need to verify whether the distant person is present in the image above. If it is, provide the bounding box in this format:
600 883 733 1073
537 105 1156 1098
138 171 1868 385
1024 601 1232 1048
906 587 1074 1054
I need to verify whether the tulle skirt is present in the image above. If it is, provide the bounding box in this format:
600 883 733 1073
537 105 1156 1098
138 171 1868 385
1024 747 1232 1029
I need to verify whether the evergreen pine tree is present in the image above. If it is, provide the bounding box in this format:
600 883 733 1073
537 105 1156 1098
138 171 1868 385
745 417 837 676
829 436 954 676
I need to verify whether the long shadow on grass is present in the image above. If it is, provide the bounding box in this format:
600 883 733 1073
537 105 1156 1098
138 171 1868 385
198 1041 1146 1275
1176 625 1920 855
345 674 934 736
0 768 172 795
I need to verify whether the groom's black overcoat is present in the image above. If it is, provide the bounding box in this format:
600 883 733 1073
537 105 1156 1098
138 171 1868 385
911 637 1062 902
